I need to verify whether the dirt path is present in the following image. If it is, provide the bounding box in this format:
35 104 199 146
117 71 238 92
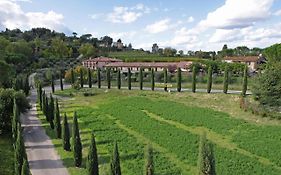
21 74 69 175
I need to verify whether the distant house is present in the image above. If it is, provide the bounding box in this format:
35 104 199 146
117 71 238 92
223 55 266 72
104 61 193 73
82 57 123 70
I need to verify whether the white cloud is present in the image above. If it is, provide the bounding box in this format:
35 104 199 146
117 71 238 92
0 0 69 33
108 31 137 41
145 18 172 34
10 0 32 3
187 16 194 23
199 0 274 29
89 13 102 20
107 4 150 23
274 9 281 16
171 27 198 46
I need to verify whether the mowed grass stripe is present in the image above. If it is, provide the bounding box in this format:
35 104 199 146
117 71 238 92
143 110 281 171
106 114 197 175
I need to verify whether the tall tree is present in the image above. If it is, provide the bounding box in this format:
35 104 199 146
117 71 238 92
54 98 62 139
87 131 99 175
88 68 92 88
72 112 82 167
106 68 111 89
24 75 30 96
80 69 84 88
12 99 19 143
62 113 71 151
177 67 181 92
111 142 121 175
139 68 143 90
38 83 43 110
192 66 197 93
49 94 55 129
146 145 154 175
15 125 26 175
71 68 75 85
164 68 168 91
207 66 213 93
51 75 55 93
117 69 121 89
242 65 248 97
128 68 131 90
45 96 49 122
223 66 229 94
97 68 101 89
60 69 64 91
151 69 155 91
21 159 30 175
197 132 216 175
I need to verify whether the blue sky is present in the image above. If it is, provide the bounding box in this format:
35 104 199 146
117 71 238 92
1 0 281 51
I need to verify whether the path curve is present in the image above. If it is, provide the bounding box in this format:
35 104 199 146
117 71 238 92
21 73 69 175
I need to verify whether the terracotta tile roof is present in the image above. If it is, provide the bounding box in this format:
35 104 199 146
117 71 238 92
82 57 123 63
104 61 192 68
223 56 259 62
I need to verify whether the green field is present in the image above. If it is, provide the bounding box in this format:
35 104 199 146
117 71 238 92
0 134 14 175
40 88 281 175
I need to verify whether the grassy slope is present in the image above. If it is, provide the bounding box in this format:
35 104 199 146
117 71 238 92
41 88 281 175
0 134 14 175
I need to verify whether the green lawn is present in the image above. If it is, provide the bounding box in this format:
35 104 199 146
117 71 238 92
40 88 281 175
0 134 14 175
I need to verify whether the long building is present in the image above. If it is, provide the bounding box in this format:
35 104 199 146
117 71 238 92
82 57 123 70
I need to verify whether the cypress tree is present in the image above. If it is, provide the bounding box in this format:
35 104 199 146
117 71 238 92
192 66 197 93
87 131 99 175
145 145 154 175
139 68 143 90
197 132 216 175
207 66 213 93
62 113 71 151
164 68 168 91
51 75 55 93
72 112 82 167
111 142 121 175
12 99 19 143
128 68 131 90
21 159 30 175
54 98 62 139
15 125 25 175
42 91 46 114
242 65 248 97
80 69 84 88
88 68 92 88
97 68 101 89
71 68 75 85
38 83 43 110
45 96 49 122
60 70 64 91
107 68 111 89
151 69 155 91
117 69 121 89
49 94 55 129
177 67 181 92
223 66 229 94
24 75 30 96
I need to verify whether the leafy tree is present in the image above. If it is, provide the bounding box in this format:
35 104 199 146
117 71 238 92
111 142 121 175
139 68 143 90
263 43 281 62
54 98 62 139
241 65 248 97
197 132 216 175
106 68 111 89
79 43 97 57
87 131 99 175
0 60 13 88
88 68 92 88
177 67 181 92
62 113 71 151
21 158 30 175
45 37 72 58
49 94 55 129
80 69 84 88
51 75 55 93
151 69 155 91
223 66 229 94
145 145 154 175
97 68 101 88
164 68 168 91
163 47 177 57
117 69 121 89
128 68 131 90
71 68 75 85
72 112 82 167
60 70 64 91
192 66 197 93
207 66 212 93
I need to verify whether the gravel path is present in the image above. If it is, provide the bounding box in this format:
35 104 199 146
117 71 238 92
21 74 69 175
